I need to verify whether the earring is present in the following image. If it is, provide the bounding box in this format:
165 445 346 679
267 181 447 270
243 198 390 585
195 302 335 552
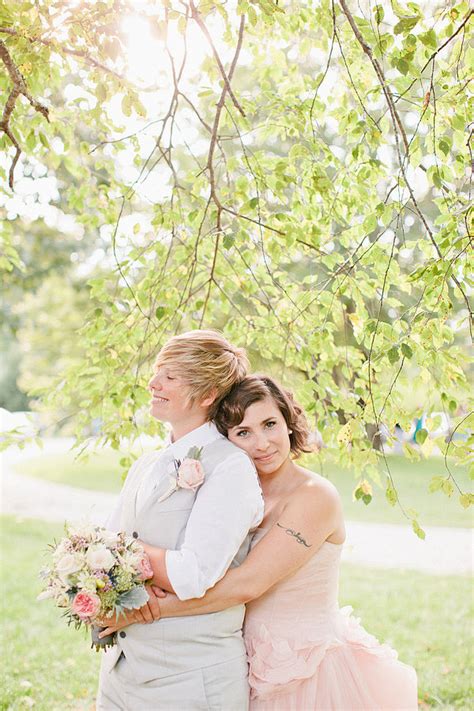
288 429 293 434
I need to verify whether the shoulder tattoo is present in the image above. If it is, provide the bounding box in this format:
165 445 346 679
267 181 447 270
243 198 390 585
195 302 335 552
276 522 312 547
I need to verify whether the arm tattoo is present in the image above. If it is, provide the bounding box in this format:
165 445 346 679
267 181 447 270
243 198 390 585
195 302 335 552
276 522 312 547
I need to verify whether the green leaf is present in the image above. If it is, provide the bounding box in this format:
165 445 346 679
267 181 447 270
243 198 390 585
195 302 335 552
396 58 409 75
118 585 149 609
26 130 36 151
388 346 399 364
96 83 107 102
187 445 203 460
451 113 466 131
411 520 426 540
415 428 428 445
441 478 454 497
363 213 378 233
386 484 398 506
400 343 413 358
438 139 451 156
353 481 372 505
419 29 437 49
247 4 258 25
121 94 132 117
394 16 419 34
428 476 444 493
374 4 384 23
223 234 235 250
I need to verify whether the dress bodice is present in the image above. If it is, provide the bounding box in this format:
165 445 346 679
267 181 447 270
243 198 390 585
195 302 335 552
246 534 342 631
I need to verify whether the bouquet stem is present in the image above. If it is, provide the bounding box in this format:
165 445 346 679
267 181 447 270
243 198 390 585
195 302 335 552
91 625 116 652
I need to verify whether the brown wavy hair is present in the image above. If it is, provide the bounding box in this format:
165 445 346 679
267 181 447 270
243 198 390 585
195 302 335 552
214 374 313 457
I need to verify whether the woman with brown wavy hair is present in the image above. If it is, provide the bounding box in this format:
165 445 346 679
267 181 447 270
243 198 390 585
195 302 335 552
101 374 417 709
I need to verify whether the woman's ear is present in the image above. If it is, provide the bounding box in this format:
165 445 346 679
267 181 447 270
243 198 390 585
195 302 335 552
200 388 218 410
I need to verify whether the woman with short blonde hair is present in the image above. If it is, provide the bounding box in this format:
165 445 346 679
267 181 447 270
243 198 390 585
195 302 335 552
154 329 249 416
97 330 263 711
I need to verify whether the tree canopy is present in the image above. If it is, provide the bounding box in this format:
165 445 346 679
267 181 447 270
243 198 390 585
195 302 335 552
1 0 473 529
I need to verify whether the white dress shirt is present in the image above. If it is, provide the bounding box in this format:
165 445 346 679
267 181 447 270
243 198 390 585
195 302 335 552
110 422 264 600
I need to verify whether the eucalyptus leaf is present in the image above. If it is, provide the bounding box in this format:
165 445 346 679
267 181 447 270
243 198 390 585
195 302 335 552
117 586 149 611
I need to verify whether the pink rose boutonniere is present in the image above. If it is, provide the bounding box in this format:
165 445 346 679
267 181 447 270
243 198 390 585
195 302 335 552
158 446 205 502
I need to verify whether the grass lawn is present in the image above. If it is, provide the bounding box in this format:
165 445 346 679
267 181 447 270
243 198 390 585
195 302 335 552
1 516 472 710
313 453 473 528
16 448 473 527
14 449 126 494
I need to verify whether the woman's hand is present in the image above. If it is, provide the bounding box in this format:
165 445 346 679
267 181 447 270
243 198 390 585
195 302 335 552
98 585 166 638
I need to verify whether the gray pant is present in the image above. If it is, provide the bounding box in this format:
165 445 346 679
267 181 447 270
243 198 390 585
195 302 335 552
97 653 250 710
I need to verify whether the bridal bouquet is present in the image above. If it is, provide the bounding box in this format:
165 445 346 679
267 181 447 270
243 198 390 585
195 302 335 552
38 522 153 650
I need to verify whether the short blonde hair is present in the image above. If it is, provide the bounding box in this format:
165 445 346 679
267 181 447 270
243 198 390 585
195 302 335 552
155 330 249 418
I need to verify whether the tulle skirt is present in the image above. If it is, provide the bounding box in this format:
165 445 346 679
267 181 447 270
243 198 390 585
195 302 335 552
246 607 418 711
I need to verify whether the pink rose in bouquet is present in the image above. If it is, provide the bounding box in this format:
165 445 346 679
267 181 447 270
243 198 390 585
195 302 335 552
177 458 205 491
138 554 154 581
71 590 101 620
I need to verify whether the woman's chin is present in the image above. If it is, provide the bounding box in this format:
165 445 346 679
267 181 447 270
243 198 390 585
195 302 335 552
150 404 166 420
255 458 280 475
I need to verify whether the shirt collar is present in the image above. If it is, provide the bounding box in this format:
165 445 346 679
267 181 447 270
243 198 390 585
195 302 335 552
166 421 223 460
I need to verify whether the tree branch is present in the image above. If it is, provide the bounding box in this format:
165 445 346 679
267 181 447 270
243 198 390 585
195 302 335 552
395 10 473 104
338 0 408 154
0 38 50 188
206 13 246 213
189 1 246 118
338 0 472 339
0 27 126 82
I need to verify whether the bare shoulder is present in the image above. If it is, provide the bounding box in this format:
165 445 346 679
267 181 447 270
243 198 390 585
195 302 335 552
288 468 342 515
277 467 345 544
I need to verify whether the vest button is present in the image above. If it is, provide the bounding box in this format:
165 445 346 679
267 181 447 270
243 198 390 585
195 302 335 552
119 631 126 638
132 531 138 538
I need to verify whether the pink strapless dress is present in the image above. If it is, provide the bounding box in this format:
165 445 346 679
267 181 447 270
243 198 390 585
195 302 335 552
244 537 417 710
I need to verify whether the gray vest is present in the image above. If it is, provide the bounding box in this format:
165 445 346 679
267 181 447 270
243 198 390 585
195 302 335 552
104 438 253 684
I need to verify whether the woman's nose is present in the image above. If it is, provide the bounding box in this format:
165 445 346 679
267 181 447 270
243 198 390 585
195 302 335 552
149 374 161 390
254 433 270 451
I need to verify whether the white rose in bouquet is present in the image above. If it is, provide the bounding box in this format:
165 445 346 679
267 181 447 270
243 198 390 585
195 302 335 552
56 553 83 581
86 544 116 571
56 591 71 608
101 529 119 547
119 549 143 574
52 539 72 559
37 588 56 601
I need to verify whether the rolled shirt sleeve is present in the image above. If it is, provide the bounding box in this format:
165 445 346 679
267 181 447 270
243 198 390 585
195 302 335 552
165 451 264 600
